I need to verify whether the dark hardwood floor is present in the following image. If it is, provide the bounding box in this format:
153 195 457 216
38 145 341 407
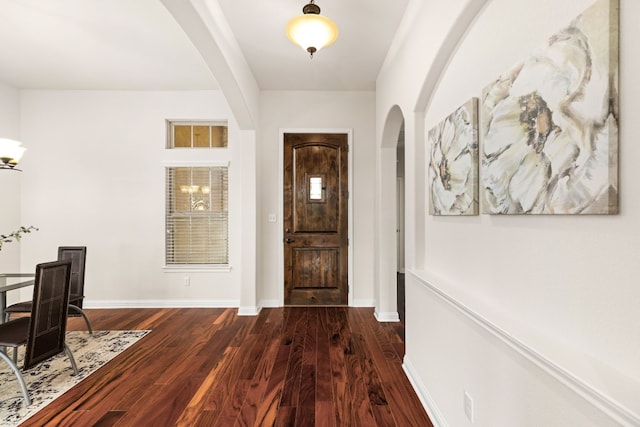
396 273 405 341
22 307 432 427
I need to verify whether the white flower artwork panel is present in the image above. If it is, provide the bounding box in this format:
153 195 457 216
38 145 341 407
428 98 479 216
481 0 619 214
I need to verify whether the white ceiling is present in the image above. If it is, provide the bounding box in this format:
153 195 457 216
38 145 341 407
0 0 409 91
0 0 217 90
217 0 409 90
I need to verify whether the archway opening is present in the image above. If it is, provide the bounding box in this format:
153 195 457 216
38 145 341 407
396 122 405 324
375 105 405 322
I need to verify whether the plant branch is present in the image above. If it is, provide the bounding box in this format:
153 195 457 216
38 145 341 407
0 225 39 251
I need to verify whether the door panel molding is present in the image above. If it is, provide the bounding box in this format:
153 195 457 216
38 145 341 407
278 128 353 306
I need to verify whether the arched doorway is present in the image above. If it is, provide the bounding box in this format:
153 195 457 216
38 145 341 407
375 105 405 322
396 122 405 323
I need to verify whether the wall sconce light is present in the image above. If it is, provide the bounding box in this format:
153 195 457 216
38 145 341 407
0 138 26 171
286 0 338 58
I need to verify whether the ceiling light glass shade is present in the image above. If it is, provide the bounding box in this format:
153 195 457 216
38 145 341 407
286 12 338 57
0 138 26 169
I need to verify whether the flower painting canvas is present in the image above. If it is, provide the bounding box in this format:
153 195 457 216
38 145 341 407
428 98 479 216
481 0 619 214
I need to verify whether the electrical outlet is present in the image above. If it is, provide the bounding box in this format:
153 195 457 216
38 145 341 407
267 213 277 222
464 390 474 423
183 276 190 287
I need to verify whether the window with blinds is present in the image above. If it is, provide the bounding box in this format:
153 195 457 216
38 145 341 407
165 166 228 265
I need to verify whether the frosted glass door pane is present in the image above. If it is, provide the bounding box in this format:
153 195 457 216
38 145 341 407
310 177 322 200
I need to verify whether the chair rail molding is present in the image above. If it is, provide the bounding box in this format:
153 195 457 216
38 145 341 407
407 269 640 427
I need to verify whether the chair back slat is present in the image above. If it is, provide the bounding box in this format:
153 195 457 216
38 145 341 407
57 246 87 308
23 259 72 370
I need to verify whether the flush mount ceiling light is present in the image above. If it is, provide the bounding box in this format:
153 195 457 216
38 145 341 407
286 0 338 58
0 138 26 171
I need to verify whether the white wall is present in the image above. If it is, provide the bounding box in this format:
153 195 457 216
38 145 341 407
258 91 376 307
0 83 23 275
378 0 639 425
12 89 377 310
18 90 245 307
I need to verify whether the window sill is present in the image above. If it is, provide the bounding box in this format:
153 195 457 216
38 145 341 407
163 265 232 273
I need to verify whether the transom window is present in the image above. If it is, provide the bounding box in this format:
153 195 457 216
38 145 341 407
167 121 228 148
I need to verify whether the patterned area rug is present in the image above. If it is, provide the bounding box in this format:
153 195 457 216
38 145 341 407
0 330 150 426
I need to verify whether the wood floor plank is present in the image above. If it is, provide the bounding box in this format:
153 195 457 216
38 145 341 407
119 375 205 426
93 410 127 427
327 307 353 427
233 309 285 427
315 400 336 427
315 308 333 403
348 314 397 426
342 330 377 426
298 309 317 413
253 343 290 426
279 307 307 408
174 345 241 425
233 337 280 427
21 307 432 427
297 363 316 417
354 308 434 427
275 406 297 427
212 328 261 422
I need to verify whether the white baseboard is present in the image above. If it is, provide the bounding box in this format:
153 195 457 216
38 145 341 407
374 311 400 322
258 299 280 308
83 300 240 309
351 298 375 307
403 356 448 427
86 299 388 314
237 306 261 316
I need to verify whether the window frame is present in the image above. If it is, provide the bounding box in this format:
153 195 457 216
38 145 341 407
163 160 231 272
166 119 229 149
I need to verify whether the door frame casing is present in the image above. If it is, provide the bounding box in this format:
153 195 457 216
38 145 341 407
278 128 354 306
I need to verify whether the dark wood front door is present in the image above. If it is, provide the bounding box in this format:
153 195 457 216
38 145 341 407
284 133 348 305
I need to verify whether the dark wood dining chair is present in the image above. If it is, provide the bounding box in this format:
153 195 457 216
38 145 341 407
0 259 79 406
57 246 92 333
5 246 92 334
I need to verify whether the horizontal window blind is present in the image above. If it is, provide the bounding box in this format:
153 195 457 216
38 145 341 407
165 166 228 265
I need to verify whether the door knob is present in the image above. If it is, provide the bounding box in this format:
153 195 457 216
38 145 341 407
285 238 295 243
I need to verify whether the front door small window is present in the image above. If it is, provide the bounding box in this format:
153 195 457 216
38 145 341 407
309 176 323 201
